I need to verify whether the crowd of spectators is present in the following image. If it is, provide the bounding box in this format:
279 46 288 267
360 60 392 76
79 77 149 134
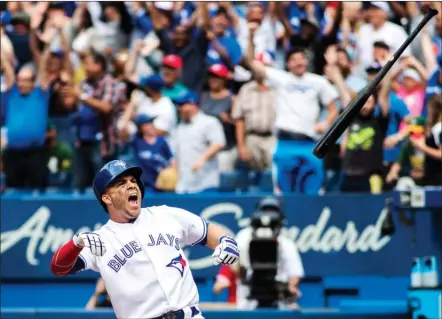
0 1 441 195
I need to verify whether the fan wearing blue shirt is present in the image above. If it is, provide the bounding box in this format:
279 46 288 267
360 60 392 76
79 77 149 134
131 114 175 193
1 57 51 189
206 6 242 70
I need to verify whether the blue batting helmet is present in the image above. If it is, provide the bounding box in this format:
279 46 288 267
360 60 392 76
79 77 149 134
93 160 145 212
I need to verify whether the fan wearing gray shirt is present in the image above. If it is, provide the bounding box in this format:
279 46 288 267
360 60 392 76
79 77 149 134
170 91 226 193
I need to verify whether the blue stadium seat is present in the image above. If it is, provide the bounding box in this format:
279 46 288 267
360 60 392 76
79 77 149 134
259 170 273 192
48 172 73 188
2 188 41 196
45 187 71 194
219 170 250 192
84 187 95 195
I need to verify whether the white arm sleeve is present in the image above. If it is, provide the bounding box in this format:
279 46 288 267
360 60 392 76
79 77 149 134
280 237 305 279
78 248 99 272
166 207 209 246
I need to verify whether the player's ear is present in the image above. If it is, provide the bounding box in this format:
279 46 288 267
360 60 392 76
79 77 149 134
102 192 112 206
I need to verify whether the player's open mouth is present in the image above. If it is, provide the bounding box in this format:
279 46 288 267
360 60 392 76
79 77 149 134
128 192 139 205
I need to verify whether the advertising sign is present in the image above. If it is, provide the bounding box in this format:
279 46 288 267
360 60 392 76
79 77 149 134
1 194 438 280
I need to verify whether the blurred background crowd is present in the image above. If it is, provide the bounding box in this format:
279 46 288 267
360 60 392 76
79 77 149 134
0 1 441 195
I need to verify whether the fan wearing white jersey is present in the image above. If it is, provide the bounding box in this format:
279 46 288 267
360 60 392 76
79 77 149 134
50 160 239 319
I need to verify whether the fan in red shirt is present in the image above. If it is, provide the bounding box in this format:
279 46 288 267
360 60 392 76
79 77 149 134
213 264 238 303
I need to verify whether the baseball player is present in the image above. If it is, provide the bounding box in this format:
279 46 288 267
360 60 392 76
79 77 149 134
50 160 239 319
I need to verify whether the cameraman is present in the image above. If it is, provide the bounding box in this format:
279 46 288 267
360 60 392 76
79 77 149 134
235 197 304 310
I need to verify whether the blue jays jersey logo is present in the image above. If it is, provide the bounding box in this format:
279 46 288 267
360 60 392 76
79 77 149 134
166 254 187 277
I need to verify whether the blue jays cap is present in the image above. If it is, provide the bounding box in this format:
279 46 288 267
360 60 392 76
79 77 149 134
135 114 155 126
140 74 164 91
173 91 199 106
93 160 145 212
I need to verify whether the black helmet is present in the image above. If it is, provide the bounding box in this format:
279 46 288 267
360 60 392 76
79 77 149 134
256 196 283 212
250 210 284 230
251 196 285 231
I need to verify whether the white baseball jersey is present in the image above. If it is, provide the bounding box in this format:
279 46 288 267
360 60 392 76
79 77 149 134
235 227 305 310
77 206 207 319
264 67 339 139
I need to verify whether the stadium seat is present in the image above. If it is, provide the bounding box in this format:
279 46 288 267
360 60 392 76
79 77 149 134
84 187 95 195
219 170 250 193
339 299 408 312
48 172 73 188
259 170 274 192
2 188 43 196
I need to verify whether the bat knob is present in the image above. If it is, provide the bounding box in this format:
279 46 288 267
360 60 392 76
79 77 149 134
427 7 439 17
